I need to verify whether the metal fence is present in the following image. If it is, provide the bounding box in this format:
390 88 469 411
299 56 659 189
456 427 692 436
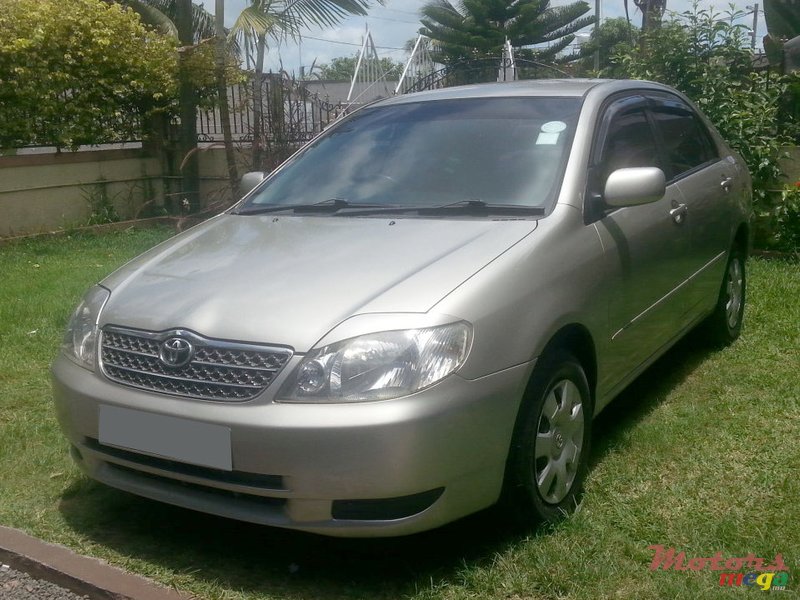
403 58 573 95
199 60 571 145
196 73 348 145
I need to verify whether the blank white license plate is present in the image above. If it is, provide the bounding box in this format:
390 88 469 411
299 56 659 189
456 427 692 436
98 405 232 471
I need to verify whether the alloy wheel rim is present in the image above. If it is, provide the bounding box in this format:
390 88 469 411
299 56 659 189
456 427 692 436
725 258 743 329
534 379 584 504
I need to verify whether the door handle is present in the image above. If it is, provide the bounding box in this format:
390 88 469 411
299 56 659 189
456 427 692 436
720 175 733 192
670 202 688 224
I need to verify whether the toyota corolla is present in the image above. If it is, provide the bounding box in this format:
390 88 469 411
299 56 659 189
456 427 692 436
52 79 751 537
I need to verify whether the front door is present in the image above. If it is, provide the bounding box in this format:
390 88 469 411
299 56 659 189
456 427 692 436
590 97 692 388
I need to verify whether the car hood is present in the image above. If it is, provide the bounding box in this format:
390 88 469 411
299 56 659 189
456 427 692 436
100 214 537 351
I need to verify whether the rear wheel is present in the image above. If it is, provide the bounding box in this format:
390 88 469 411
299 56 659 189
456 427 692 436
703 247 746 346
503 350 592 525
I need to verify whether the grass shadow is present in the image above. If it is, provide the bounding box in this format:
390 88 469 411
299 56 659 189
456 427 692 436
59 479 534 599
590 327 717 466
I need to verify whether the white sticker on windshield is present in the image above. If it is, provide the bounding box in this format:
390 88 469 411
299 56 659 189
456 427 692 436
541 121 567 133
536 132 560 145
536 121 566 145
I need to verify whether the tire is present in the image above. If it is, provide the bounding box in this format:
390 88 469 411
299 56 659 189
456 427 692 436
502 349 592 526
703 247 746 346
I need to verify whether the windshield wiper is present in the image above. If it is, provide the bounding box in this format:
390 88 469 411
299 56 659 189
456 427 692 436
234 198 385 215
418 200 545 216
341 200 546 217
236 198 546 217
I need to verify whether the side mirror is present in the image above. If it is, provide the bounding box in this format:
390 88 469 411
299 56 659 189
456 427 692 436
603 167 666 208
239 171 266 199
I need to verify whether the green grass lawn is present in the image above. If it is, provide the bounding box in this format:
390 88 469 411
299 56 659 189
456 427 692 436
0 228 798 600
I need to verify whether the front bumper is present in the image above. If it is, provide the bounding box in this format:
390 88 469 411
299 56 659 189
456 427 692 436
52 354 531 537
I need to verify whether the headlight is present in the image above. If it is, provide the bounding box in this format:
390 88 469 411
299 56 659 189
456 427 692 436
278 322 472 403
62 286 110 370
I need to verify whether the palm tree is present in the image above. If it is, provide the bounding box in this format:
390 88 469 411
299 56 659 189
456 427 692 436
419 0 595 65
123 0 215 41
230 1 379 170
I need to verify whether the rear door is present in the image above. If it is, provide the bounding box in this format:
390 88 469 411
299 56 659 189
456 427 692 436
648 95 734 314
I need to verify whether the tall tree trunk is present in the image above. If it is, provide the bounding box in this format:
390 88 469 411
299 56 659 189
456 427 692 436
635 0 666 33
215 0 239 202
252 33 267 171
176 0 199 212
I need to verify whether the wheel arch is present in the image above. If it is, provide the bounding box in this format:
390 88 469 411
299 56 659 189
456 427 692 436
537 324 598 413
500 323 596 521
511 322 598 439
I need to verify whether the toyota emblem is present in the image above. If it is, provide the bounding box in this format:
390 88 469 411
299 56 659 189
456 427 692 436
159 337 194 368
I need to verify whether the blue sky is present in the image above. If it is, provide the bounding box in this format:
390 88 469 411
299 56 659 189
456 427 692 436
199 0 767 76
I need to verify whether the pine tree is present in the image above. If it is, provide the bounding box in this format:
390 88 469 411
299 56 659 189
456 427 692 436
419 0 595 64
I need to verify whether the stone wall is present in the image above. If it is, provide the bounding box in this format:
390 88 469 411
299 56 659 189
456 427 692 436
0 147 255 237
0 149 164 237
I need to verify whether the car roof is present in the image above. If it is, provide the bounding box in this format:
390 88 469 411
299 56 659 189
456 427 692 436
374 79 674 106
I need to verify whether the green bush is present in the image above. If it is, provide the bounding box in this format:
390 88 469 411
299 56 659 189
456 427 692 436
615 3 795 214
0 0 178 149
774 182 800 253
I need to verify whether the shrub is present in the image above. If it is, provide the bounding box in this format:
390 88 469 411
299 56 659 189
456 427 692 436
614 3 795 213
0 0 178 150
774 182 800 253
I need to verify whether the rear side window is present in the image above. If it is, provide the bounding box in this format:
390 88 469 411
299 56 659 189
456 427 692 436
651 107 718 179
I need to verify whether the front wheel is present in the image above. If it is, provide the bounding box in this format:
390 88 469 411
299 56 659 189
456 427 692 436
502 350 592 525
703 247 746 346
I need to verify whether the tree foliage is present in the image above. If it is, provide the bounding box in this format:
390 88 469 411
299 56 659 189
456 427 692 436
576 17 638 77
419 0 595 64
122 0 216 42
316 55 405 80
0 0 178 149
775 182 800 252
612 3 800 248
232 0 379 53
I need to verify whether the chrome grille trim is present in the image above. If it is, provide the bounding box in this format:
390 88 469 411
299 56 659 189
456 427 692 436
100 326 293 401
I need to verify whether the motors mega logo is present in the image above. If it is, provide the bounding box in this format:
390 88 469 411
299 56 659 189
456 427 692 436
648 545 791 591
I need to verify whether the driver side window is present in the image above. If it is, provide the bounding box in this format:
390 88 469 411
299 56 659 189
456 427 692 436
585 101 667 223
601 108 662 183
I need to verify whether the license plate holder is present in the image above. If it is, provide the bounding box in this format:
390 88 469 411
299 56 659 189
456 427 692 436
98 405 232 471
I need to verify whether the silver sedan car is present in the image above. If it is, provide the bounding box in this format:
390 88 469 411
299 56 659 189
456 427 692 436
52 79 751 537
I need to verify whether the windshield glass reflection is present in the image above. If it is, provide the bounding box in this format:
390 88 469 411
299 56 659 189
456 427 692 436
245 97 581 210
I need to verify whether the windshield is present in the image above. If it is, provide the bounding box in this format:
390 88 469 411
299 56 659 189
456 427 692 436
242 96 581 211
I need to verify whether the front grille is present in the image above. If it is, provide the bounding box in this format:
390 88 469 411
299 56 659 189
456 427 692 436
100 327 292 401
